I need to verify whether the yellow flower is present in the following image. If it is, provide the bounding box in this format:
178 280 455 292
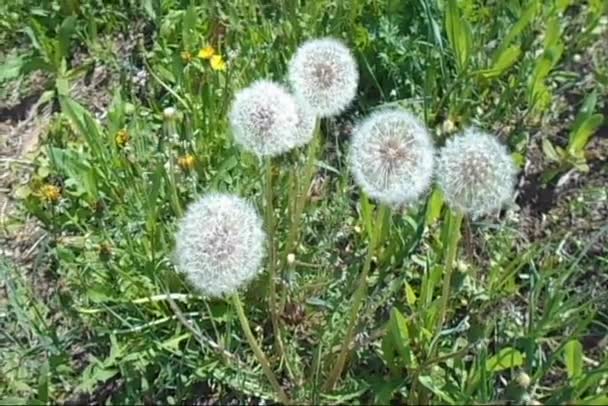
178 154 196 171
210 54 226 71
181 51 193 63
115 129 130 148
198 46 215 60
40 184 61 203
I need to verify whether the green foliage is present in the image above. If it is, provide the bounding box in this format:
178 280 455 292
2 0 607 404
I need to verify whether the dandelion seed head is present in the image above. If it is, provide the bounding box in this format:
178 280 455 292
288 38 358 117
436 129 517 217
229 80 301 157
350 110 435 206
175 193 265 297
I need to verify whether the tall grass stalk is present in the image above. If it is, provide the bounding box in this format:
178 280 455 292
264 159 285 361
231 294 290 404
283 119 321 263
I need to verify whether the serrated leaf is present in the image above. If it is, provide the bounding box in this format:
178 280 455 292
485 347 524 372
564 339 583 379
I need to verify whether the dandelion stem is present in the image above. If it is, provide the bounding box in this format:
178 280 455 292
283 118 321 261
324 204 388 391
231 294 290 404
264 159 286 364
436 210 463 334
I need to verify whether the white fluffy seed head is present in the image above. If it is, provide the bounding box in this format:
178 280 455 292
436 129 518 217
229 80 304 157
350 109 435 206
175 193 265 297
288 38 359 117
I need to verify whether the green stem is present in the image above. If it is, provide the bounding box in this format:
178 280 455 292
231 294 290 404
283 119 321 261
323 204 388 391
436 210 464 334
264 160 285 362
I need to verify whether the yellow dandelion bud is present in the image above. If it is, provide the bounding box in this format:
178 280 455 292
198 46 215 59
181 51 193 63
115 129 129 148
210 54 226 71
178 154 196 171
40 184 61 203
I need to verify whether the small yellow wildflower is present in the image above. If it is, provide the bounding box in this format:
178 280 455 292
181 51 193 63
178 154 196 171
115 128 130 148
210 54 226 71
40 184 61 203
198 46 215 60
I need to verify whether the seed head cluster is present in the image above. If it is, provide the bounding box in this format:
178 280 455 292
229 80 305 157
175 193 265 297
350 110 435 206
288 38 359 117
436 129 517 217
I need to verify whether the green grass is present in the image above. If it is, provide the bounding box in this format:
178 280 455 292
1 0 607 404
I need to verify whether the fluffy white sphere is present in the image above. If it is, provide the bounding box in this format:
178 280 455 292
229 80 303 157
175 193 265 297
436 128 518 217
350 109 435 206
288 38 359 117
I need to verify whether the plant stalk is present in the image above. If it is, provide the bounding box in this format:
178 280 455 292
231 294 290 404
283 118 321 261
323 204 388 391
264 160 286 362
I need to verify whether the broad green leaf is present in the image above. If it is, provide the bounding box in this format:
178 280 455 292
36 362 49 404
556 0 571 13
418 374 455 404
445 0 473 71
568 114 604 157
479 45 521 79
386 307 417 368
541 138 562 162
581 395 608 405
485 347 524 372
57 16 77 60
564 339 583 379
49 147 98 199
493 0 540 62
544 18 562 49
568 92 604 156
360 194 374 240
425 187 444 225
405 281 417 306
0 55 24 81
